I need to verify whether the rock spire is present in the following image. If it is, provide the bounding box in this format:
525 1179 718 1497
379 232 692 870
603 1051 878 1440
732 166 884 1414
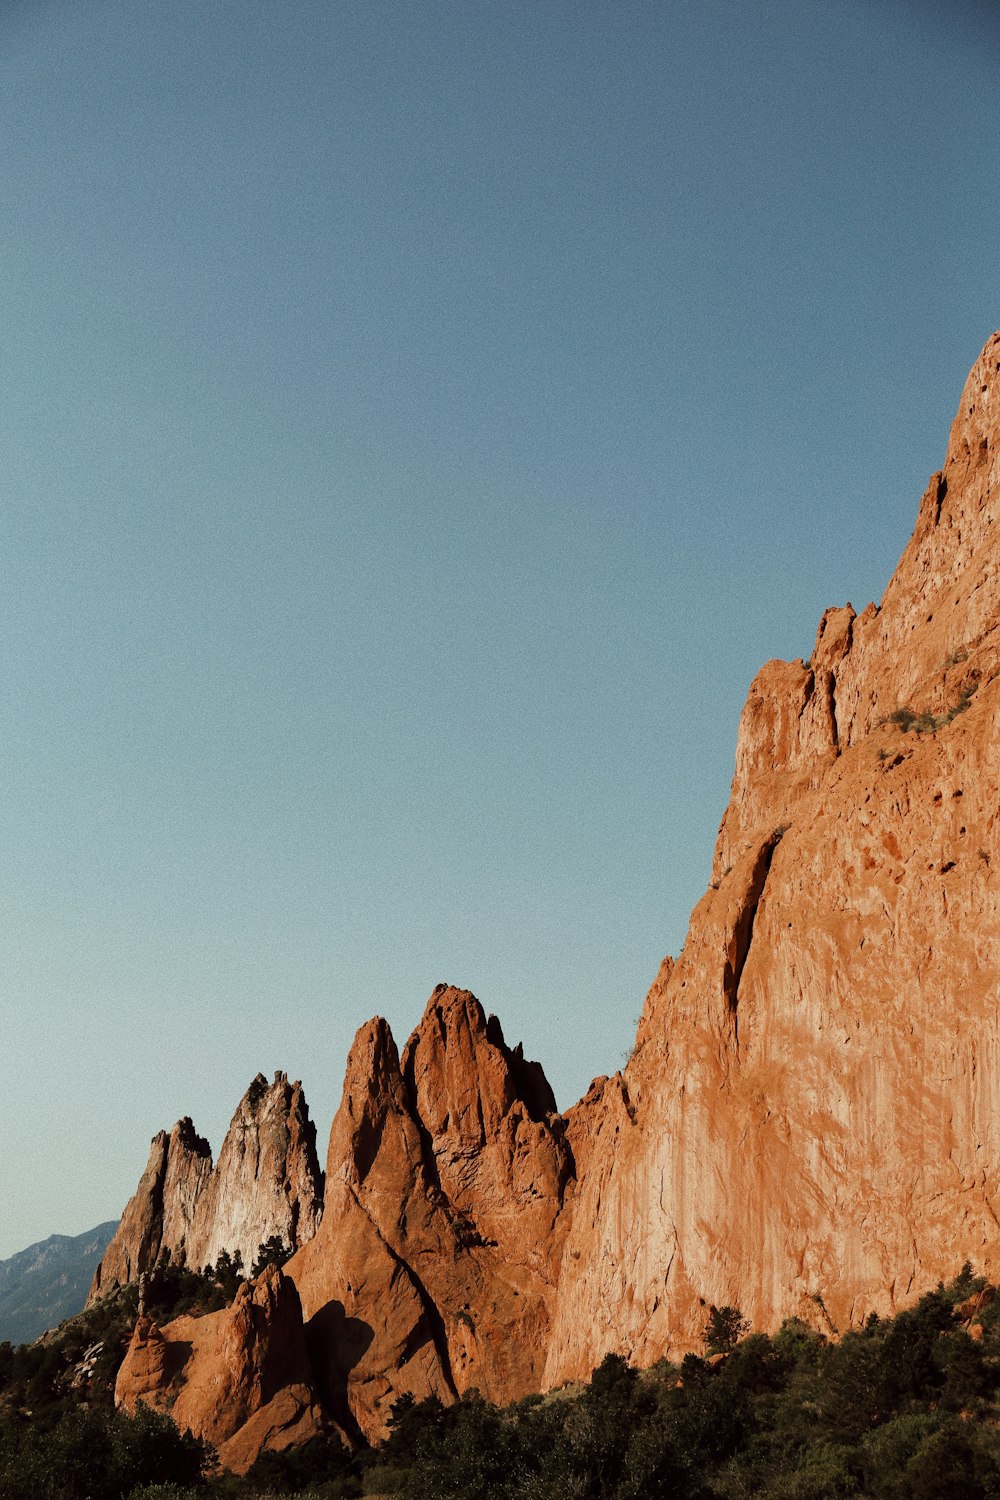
90 1072 323 1301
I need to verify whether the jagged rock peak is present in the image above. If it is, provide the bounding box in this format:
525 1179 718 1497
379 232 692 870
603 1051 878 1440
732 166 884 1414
398 984 571 1235
183 1071 324 1274
401 983 559 1140
342 1015 403 1101
284 984 575 1441
327 1014 412 1190
171 1117 212 1156
89 1073 324 1303
714 330 1000 876
89 1117 214 1299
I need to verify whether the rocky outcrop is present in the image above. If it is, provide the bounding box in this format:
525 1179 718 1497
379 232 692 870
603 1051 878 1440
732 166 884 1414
183 1074 324 1274
543 330 1000 1381
91 1074 323 1301
715 333 1000 875
113 332 1000 1465
287 986 573 1440
115 1264 328 1473
90 1119 212 1298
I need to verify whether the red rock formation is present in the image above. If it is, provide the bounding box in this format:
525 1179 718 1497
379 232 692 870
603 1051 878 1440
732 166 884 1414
92 1073 323 1301
287 986 573 1440
90 1118 212 1298
115 1264 328 1473
544 330 1000 1382
112 332 1000 1464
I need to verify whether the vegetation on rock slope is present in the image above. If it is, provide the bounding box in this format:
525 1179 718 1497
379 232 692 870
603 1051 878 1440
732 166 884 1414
5 1266 1000 1498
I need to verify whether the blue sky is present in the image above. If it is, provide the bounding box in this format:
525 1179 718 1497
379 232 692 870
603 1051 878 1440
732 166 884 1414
1 0 998 1257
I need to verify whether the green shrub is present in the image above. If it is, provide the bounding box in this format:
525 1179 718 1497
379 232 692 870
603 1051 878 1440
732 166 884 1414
704 1305 750 1355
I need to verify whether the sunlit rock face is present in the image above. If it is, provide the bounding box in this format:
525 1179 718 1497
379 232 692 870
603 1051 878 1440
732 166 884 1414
90 1072 323 1301
115 1263 327 1474
114 334 1000 1460
286 985 574 1442
543 330 1000 1382
183 1073 324 1274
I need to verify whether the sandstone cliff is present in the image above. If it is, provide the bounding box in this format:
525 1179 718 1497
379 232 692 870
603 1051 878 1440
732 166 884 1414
543 329 1000 1381
115 1263 328 1473
91 1072 323 1301
287 985 573 1441
112 332 1000 1463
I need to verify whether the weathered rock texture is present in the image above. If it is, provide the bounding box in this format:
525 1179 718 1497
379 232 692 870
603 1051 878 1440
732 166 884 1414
287 986 573 1441
115 1264 328 1473
114 333 1000 1462
91 1073 323 1301
543 329 1000 1380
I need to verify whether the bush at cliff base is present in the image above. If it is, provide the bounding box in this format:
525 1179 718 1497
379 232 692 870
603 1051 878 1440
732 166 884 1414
7 1267 1000 1497
360 1267 1000 1500
0 1403 208 1500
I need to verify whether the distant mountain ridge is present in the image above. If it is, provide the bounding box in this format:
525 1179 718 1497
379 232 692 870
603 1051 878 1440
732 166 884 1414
0 1222 118 1345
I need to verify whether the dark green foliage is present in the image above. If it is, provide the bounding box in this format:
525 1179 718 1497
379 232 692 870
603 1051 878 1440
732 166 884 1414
239 1430 360 1495
0 1402 207 1499
370 1356 701 1500
354 1269 1000 1499
0 1284 142 1415
816 1284 965 1440
884 681 979 736
703 1304 750 1355
0 1259 243 1427
146 1261 232 1321
371 1390 527 1499
245 1074 268 1111
250 1236 291 1279
205 1250 245 1302
901 1422 988 1500
8 1267 1000 1497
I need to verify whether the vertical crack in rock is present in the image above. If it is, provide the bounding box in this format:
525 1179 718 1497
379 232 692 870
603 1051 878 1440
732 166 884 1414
829 610 854 750
399 1037 450 1208
723 834 780 1046
828 670 841 750
343 1179 459 1402
933 470 948 526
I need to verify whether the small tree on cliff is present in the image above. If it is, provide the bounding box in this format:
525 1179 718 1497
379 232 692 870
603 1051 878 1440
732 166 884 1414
251 1235 291 1277
210 1248 245 1300
705 1305 750 1356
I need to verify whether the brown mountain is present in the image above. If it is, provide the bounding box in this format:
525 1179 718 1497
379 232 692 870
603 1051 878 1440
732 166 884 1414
543 327 1000 1381
288 987 574 1440
90 1071 323 1300
114 332 1000 1467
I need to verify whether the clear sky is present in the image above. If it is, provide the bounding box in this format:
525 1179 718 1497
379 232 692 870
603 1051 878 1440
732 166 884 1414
1 0 998 1258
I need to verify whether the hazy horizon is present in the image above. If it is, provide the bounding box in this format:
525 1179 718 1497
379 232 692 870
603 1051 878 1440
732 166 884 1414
2 0 999 1258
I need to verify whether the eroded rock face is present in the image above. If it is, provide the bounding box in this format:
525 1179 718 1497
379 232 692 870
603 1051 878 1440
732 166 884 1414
115 1264 328 1474
184 1074 324 1274
91 1073 323 1301
543 330 1000 1382
715 333 1000 877
90 1119 212 1299
287 986 573 1441
113 333 1000 1465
